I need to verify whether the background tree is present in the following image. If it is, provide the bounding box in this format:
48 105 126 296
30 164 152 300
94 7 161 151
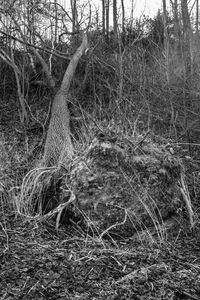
106 0 110 39
181 0 192 83
196 0 199 33
180 0 193 146
54 0 58 45
163 0 170 83
170 0 181 49
121 0 125 34
102 0 106 36
71 0 79 33
113 0 118 40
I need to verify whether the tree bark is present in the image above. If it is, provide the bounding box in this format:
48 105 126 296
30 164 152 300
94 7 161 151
54 0 58 44
71 0 78 33
170 0 181 49
181 0 192 83
113 0 118 40
196 0 199 33
106 0 110 39
180 0 192 148
102 0 106 36
43 33 88 167
121 0 125 34
163 0 170 83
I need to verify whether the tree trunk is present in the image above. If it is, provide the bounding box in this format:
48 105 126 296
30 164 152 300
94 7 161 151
113 0 118 40
171 0 181 49
27 0 34 44
0 47 28 124
102 0 106 36
196 0 199 33
163 0 170 83
181 0 192 84
54 0 58 44
121 0 125 34
43 33 88 167
71 0 78 33
106 0 110 40
180 0 192 149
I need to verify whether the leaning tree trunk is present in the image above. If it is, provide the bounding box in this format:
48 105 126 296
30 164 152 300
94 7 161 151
43 33 88 167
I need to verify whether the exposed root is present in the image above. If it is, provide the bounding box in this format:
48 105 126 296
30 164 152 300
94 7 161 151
39 190 76 230
18 166 59 216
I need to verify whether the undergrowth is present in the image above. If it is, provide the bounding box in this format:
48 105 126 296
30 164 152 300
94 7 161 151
1 31 200 248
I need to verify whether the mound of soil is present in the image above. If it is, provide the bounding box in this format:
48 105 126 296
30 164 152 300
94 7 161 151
68 131 190 238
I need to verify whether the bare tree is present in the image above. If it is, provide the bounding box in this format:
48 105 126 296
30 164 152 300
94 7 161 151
0 0 92 128
0 46 28 123
0 1 28 123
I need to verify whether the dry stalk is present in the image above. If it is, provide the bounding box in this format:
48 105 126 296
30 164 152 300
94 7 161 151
180 172 194 228
120 169 165 241
99 210 128 239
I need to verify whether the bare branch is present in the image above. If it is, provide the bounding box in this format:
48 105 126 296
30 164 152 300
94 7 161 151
32 49 55 87
0 30 70 60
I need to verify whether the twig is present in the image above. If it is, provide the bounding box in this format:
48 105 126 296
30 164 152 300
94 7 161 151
99 210 127 239
133 130 151 151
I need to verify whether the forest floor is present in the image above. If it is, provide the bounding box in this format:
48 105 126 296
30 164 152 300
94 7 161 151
1 211 200 300
1 114 200 300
